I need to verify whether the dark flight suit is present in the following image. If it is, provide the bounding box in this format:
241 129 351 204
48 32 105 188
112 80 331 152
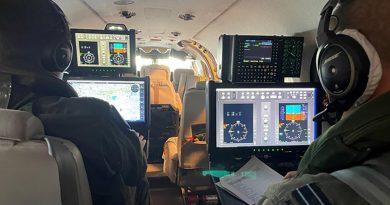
258 91 390 204
6 74 150 205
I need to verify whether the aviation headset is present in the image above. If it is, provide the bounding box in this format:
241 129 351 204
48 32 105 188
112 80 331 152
316 0 371 114
41 0 73 73
0 0 73 109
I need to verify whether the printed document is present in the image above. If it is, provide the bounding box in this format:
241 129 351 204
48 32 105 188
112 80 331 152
217 156 283 205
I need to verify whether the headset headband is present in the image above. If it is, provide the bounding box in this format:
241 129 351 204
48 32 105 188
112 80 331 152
316 0 339 46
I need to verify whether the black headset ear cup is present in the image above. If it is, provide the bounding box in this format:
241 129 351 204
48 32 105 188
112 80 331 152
42 39 73 72
316 34 370 110
55 40 73 71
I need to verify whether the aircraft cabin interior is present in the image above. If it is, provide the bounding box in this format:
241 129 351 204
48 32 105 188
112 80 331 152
2 0 387 205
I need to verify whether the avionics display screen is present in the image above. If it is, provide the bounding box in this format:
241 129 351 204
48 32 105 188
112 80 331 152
215 87 316 148
74 32 131 68
243 40 273 63
67 79 146 122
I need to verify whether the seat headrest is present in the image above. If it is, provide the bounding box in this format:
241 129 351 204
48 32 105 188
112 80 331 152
173 69 195 84
0 109 44 141
195 81 206 90
141 65 170 81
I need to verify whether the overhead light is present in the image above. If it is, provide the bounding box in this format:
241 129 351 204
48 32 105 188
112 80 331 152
105 23 128 31
113 0 134 5
179 13 195 21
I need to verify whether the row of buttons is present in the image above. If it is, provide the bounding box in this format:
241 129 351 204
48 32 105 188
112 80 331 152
237 65 278 69
76 33 128 41
237 69 277 74
240 79 276 83
263 104 270 142
252 148 285 152
238 73 276 79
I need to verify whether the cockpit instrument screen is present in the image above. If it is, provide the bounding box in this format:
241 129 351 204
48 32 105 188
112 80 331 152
243 40 273 63
70 29 136 76
215 87 316 148
68 79 146 122
75 33 131 68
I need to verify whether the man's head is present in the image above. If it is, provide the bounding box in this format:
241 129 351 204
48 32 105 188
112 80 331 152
316 0 390 115
333 0 390 67
333 0 390 100
0 0 72 78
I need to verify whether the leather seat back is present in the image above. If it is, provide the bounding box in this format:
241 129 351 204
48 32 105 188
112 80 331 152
141 65 182 111
0 109 92 205
173 69 194 91
177 82 208 169
177 75 199 101
141 65 170 81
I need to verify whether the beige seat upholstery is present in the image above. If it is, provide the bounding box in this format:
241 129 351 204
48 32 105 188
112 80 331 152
177 75 199 101
140 64 171 80
173 69 195 91
163 81 211 186
141 65 182 111
0 109 92 205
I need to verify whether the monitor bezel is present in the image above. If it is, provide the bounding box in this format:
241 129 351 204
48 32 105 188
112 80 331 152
69 29 136 76
66 76 150 126
206 81 322 161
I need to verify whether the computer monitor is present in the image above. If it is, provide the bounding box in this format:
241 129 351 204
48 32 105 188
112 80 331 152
67 77 149 124
69 29 136 76
207 81 320 159
217 35 304 83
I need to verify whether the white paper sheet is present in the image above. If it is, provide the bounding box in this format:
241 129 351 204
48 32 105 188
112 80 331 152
218 156 283 205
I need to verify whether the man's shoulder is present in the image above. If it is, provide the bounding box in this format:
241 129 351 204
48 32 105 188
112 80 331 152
33 96 113 116
259 173 368 205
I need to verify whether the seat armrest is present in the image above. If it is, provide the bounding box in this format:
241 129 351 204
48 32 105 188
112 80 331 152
163 137 179 183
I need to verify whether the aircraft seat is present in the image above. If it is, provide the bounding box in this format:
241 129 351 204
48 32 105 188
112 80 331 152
0 109 92 205
173 69 195 91
141 65 182 112
177 74 199 101
163 81 211 187
141 64 170 81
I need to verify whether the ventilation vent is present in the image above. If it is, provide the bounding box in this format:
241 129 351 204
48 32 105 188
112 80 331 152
179 13 195 21
119 11 136 19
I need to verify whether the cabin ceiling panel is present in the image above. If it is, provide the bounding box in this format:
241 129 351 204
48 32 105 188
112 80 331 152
53 0 106 29
55 0 237 50
194 0 328 55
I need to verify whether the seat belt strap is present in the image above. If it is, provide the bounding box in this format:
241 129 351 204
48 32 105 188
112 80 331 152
0 74 11 109
331 166 390 205
45 136 80 205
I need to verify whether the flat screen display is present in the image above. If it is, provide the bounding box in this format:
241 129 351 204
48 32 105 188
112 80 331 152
215 87 316 148
243 40 273 63
74 32 132 68
68 79 146 122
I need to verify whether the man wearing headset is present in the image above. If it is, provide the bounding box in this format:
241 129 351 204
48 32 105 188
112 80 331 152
258 0 390 204
0 1 149 205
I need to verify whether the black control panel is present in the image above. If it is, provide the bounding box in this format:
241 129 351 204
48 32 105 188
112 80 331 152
218 35 304 83
281 37 304 77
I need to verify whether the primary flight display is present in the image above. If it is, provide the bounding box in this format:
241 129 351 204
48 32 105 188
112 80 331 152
215 87 316 148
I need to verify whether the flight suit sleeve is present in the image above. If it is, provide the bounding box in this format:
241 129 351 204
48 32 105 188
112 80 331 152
257 173 369 205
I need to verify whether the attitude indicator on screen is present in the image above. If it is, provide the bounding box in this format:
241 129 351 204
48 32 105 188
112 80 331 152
223 104 254 144
279 103 308 142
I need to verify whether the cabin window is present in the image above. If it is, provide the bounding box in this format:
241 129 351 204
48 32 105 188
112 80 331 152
136 56 153 70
